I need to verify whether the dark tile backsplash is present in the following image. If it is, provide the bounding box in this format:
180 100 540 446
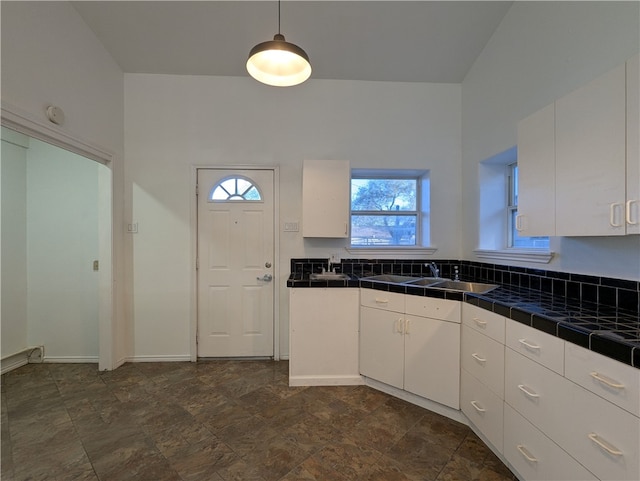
290 258 640 315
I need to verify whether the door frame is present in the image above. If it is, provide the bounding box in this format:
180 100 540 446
190 165 280 361
1 101 115 371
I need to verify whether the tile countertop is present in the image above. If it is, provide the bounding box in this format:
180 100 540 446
287 273 640 369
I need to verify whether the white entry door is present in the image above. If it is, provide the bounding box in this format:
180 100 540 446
197 169 275 357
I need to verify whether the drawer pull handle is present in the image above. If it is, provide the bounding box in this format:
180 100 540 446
473 317 487 327
470 400 486 413
375 298 389 304
518 338 541 350
518 384 539 398
590 371 625 389
588 433 623 456
472 353 487 363
516 445 538 463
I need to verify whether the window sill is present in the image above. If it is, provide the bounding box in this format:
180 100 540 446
345 246 437 258
474 248 554 264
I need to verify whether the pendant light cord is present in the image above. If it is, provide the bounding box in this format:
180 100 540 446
278 0 281 34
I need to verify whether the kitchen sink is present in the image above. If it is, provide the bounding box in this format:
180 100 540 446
427 280 499 294
360 274 423 283
310 272 350 280
403 277 449 286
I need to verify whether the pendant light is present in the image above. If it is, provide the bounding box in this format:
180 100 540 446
246 0 311 87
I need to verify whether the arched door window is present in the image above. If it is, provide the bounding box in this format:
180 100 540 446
209 176 262 202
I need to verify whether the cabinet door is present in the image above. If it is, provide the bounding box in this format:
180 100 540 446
517 102 556 236
404 316 460 409
555 63 626 236
302 159 350 238
359 306 404 389
289 288 360 384
627 54 640 233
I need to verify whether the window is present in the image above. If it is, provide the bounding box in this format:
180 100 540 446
210 176 262 202
350 174 427 247
507 163 549 249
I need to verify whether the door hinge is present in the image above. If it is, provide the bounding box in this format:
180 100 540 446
196 257 199 270
195 184 199 196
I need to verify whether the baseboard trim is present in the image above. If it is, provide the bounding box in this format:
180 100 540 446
1 346 44 374
289 374 365 387
43 356 99 364
125 355 192 363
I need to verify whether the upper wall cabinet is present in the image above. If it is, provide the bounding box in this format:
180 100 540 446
302 159 350 238
555 63 626 236
517 103 556 237
517 55 639 237
626 54 639 234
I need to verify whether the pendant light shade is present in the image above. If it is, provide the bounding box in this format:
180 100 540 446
246 1 311 87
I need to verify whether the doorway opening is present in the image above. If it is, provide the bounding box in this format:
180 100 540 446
1 121 113 372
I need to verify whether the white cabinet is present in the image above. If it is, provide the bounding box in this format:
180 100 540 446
505 320 564 375
289 288 361 386
505 338 640 481
555 63 627 236
405 295 460 408
517 102 556 237
626 53 640 234
302 159 350 238
461 368 504 452
504 404 597 481
360 305 405 389
517 56 639 237
359 289 460 409
460 304 506 453
461 325 504 398
564 343 640 418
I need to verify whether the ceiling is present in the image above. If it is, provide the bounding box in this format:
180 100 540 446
71 1 513 83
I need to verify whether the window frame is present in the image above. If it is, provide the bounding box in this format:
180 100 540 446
350 172 424 248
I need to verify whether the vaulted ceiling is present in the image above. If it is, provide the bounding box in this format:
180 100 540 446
72 1 513 83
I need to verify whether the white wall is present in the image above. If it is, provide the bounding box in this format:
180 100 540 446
1 1 127 365
1 129 29 357
462 1 640 280
125 74 461 358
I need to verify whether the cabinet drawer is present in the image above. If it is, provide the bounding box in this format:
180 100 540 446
557 380 640 481
506 320 564 374
504 404 597 481
461 368 503 453
461 325 505 398
405 295 460 323
505 348 568 442
565 343 640 417
360 288 404 312
462 303 505 343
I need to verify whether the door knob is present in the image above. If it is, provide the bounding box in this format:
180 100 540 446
257 274 273 282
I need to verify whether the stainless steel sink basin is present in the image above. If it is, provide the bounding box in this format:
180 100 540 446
428 280 499 294
403 277 448 286
309 272 350 280
360 274 423 283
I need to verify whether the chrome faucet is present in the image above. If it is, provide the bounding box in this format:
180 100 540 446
426 262 439 278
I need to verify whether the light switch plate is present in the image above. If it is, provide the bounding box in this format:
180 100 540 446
284 222 299 232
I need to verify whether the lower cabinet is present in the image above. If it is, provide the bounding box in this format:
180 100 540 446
504 404 597 481
289 288 361 386
461 368 504 452
359 289 460 409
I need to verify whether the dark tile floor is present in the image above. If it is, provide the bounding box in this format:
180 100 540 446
1 361 517 481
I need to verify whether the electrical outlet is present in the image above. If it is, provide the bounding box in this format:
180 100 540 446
330 252 341 263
